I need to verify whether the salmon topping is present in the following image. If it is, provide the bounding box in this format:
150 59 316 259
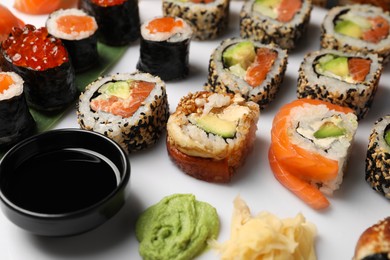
91 0 127 7
14 0 78 15
245 48 277 87
363 16 390 43
1 24 68 71
0 4 24 42
56 15 96 34
0 74 14 94
146 17 183 34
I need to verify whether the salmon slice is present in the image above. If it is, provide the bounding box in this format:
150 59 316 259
90 81 154 118
0 4 24 42
348 58 372 82
277 0 302 23
363 16 389 43
245 48 277 87
13 0 78 15
269 147 330 210
56 15 96 34
146 17 183 34
0 74 14 94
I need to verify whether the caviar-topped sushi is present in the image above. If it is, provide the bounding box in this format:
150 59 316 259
0 25 77 112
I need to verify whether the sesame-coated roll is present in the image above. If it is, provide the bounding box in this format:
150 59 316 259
366 115 390 199
297 49 383 120
162 0 230 41
321 4 390 64
239 0 312 50
77 72 169 153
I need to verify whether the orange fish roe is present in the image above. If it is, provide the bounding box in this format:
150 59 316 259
146 17 183 34
56 15 96 34
0 73 14 94
91 0 127 7
1 25 68 71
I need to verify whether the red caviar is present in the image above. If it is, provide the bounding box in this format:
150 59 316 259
91 0 126 7
1 24 68 71
0 73 14 94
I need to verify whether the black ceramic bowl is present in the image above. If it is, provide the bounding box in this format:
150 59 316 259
0 128 130 236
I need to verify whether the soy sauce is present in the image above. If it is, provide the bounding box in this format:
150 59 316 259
4 148 120 214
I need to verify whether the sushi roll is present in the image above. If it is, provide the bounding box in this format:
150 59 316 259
269 98 358 210
162 0 229 41
205 37 288 110
321 4 390 64
136 16 192 81
239 0 313 50
77 72 169 153
46 8 99 73
166 91 260 183
365 115 390 199
79 0 140 46
0 25 77 112
297 49 383 120
0 72 36 151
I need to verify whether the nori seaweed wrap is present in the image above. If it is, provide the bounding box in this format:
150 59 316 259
79 0 140 46
46 8 99 73
0 25 78 112
0 72 36 151
137 16 193 81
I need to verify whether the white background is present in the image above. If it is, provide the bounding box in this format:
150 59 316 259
1 0 390 259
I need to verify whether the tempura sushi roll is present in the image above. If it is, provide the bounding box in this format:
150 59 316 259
166 91 260 183
240 0 312 50
77 72 169 153
297 49 383 120
205 37 287 110
321 4 390 64
79 0 140 46
0 25 77 112
269 98 358 210
137 16 192 81
0 72 36 151
46 8 99 73
162 0 229 40
366 115 390 199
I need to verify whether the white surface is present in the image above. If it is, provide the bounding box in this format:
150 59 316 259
1 1 390 259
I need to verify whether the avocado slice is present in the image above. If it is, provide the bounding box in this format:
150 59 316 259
385 130 390 146
334 20 363 38
195 114 236 138
314 122 346 139
320 56 349 78
222 41 256 70
99 80 131 99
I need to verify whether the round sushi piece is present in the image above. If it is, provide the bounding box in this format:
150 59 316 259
239 0 313 50
0 72 36 151
46 8 99 73
162 0 229 41
297 49 383 120
353 217 390 260
166 91 260 183
269 98 358 210
77 72 169 153
136 16 192 81
321 4 390 64
79 0 140 46
0 25 77 112
366 115 390 199
205 37 288 110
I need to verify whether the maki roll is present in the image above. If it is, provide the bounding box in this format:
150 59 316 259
240 0 313 50
162 0 229 41
205 37 288 110
137 16 192 81
79 0 140 46
77 72 169 153
166 91 260 183
46 8 99 73
297 49 383 120
0 72 36 151
366 115 390 199
321 4 390 64
0 25 77 112
269 98 358 210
